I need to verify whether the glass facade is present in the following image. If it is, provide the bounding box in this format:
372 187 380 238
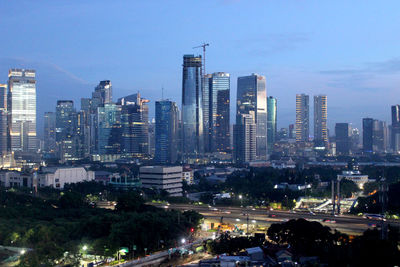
97 103 121 155
7 69 37 152
267 96 277 154
236 74 267 160
155 100 179 164
335 123 351 155
56 100 78 161
314 95 328 147
182 55 203 160
0 84 7 154
295 94 309 142
362 118 373 153
44 112 56 153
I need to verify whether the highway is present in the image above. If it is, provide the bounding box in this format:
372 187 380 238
155 203 400 235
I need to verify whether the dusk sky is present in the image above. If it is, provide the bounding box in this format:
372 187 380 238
1 0 400 136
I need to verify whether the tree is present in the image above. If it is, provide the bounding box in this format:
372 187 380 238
115 192 145 212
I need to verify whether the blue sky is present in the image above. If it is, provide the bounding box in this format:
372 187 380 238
1 0 400 135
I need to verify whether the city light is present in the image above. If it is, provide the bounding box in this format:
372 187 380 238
20 249 26 255
82 245 88 251
181 238 186 244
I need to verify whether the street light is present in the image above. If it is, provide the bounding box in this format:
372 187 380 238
20 249 26 255
82 245 88 251
239 195 243 207
181 238 186 245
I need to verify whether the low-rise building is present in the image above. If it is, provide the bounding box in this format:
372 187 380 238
139 166 183 196
0 171 22 187
38 166 92 189
182 167 194 185
337 170 371 189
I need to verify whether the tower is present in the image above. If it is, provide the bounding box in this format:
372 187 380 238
295 94 309 143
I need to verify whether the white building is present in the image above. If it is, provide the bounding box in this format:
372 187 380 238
182 167 194 185
140 166 183 196
0 171 22 187
38 166 92 189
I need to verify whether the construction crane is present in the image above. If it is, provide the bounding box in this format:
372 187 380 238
193 43 210 75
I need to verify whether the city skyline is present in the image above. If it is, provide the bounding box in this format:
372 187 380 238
2 1 400 134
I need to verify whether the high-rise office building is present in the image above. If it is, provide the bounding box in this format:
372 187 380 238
181 55 203 160
56 100 78 161
314 95 328 147
7 69 37 152
120 93 149 158
372 120 387 153
204 72 230 153
234 113 256 163
44 112 56 153
155 100 179 164
0 84 7 154
236 74 267 160
295 94 309 142
335 123 351 155
97 103 121 155
391 105 400 153
267 96 277 154
362 118 373 153
93 80 112 106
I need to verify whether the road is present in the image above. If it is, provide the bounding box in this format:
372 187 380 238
156 203 400 234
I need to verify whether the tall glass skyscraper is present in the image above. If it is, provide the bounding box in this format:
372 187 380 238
335 123 351 155
0 84 7 154
362 118 373 153
182 55 203 160
155 100 179 164
204 72 230 153
391 105 400 152
236 74 267 160
120 93 149 158
97 103 121 155
93 80 112 106
56 100 77 161
44 112 56 153
267 96 277 154
7 69 37 152
314 95 328 147
295 94 309 142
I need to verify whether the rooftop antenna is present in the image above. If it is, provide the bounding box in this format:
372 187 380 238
193 42 210 75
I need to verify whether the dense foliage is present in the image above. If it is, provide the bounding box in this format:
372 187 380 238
0 185 202 266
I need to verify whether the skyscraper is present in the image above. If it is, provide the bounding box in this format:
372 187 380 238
204 72 230 153
0 84 7 154
120 93 149 158
56 100 78 161
155 100 179 164
181 55 203 160
295 94 309 142
7 69 37 152
335 123 351 155
93 80 112 106
267 96 277 154
43 112 56 153
314 95 328 147
391 105 400 152
236 74 267 160
362 118 373 153
234 113 256 163
97 103 121 155
372 120 387 153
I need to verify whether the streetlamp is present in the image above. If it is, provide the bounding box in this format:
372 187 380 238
82 245 88 251
181 238 186 245
239 195 243 207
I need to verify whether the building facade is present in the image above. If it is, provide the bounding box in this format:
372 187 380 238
267 96 277 154
0 84 7 154
155 100 179 164
181 55 203 161
335 123 351 155
7 69 37 152
295 94 309 143
139 166 183 196
234 113 256 163
362 118 373 153
313 95 328 148
44 112 56 153
236 74 267 160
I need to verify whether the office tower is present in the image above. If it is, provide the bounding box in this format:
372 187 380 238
43 112 56 153
267 96 277 153
7 69 37 152
289 124 295 139
181 55 203 160
314 95 328 147
391 105 400 152
148 119 156 158
234 113 256 163
372 120 387 153
120 93 149 158
236 74 267 160
335 123 351 155
56 100 78 161
362 118 373 153
295 94 309 142
97 103 121 155
0 84 7 154
204 72 230 153
155 100 179 164
93 80 112 106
